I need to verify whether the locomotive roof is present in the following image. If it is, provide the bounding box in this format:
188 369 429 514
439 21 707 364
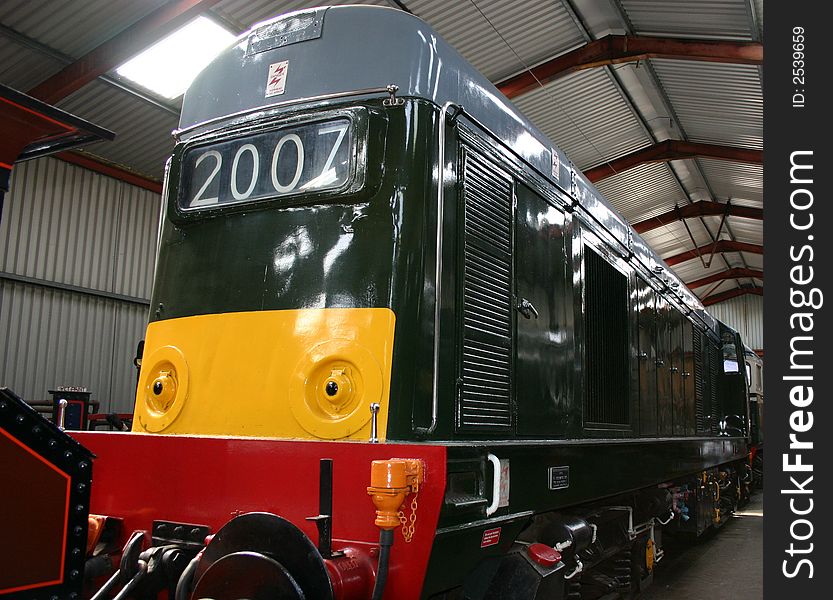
179 5 716 335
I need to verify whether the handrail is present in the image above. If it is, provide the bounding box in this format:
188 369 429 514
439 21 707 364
486 453 502 517
414 101 455 436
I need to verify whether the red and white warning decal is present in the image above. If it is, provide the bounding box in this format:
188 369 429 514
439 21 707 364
480 527 501 548
266 61 289 97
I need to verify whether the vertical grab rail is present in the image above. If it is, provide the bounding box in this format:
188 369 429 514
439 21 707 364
414 101 456 436
57 398 68 430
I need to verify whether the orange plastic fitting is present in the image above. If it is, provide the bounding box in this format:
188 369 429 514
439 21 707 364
367 459 424 530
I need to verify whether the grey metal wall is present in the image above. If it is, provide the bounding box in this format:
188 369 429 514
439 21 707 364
708 294 764 351
0 157 159 413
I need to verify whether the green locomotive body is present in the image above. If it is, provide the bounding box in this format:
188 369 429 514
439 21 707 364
0 6 756 600
138 6 753 597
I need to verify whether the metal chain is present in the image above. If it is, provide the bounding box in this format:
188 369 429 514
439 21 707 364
397 491 419 543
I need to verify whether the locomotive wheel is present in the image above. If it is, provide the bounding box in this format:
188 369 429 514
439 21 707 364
193 551 305 600
193 513 333 600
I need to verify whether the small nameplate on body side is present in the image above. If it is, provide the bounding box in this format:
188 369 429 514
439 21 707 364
548 466 570 490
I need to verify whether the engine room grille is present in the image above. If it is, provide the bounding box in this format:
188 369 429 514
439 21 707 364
583 247 629 426
458 149 513 430
694 328 706 433
707 339 720 434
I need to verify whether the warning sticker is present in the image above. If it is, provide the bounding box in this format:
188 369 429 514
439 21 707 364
266 61 289 97
551 149 560 182
481 527 501 548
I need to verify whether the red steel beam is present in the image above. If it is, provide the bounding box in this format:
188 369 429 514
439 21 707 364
27 0 223 105
633 201 763 234
702 286 763 306
664 240 763 266
585 140 762 183
498 35 763 98
686 268 763 290
58 152 162 194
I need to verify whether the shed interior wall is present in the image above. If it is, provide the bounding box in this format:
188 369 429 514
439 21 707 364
0 156 158 413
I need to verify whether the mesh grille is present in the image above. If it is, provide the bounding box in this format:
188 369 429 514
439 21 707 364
459 150 513 430
584 248 629 426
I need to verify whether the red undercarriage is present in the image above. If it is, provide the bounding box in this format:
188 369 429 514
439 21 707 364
72 432 448 600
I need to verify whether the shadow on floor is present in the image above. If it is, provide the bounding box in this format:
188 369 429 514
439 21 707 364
639 492 763 599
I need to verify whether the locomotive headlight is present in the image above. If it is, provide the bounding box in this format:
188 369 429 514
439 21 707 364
137 345 190 432
322 368 353 405
149 372 177 412
289 339 383 439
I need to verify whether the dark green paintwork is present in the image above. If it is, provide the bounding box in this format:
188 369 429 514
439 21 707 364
154 96 750 447
154 96 752 597
420 438 747 597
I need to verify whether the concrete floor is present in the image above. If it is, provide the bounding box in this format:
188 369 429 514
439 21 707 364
640 492 763 599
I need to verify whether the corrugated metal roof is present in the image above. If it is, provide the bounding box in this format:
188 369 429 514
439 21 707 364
619 0 755 40
57 80 178 179
743 252 762 270
724 219 762 245
640 221 705 258
408 0 586 82
650 59 762 148
674 257 730 282
697 158 763 205
513 69 649 170
594 162 687 222
0 34 62 91
0 0 169 59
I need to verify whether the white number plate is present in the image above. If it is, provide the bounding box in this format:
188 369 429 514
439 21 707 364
180 118 353 210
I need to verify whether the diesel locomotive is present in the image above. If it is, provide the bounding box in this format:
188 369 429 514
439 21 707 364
1 6 757 600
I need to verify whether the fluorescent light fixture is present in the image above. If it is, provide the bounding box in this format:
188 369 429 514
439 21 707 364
116 16 235 99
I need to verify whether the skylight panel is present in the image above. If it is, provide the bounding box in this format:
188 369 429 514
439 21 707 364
116 16 236 99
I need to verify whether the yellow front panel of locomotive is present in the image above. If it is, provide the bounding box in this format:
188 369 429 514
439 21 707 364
132 308 395 441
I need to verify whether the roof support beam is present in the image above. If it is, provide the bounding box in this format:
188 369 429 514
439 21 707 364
633 201 763 234
686 268 763 290
664 240 763 266
497 34 763 98
585 140 762 182
702 286 763 306
27 0 222 105
58 152 162 194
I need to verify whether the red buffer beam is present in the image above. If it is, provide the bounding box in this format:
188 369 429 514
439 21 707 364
498 35 763 99
633 201 763 234
664 241 763 266
27 0 223 105
585 140 762 183
686 268 763 290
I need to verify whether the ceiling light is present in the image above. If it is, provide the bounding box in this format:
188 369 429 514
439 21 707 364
116 16 236 99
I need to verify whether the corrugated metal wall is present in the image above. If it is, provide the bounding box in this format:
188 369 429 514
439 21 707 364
708 294 763 350
0 157 159 413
